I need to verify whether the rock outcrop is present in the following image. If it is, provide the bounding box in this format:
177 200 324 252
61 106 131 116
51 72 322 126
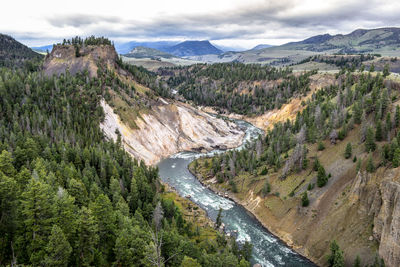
372 171 400 267
100 99 244 165
43 44 118 77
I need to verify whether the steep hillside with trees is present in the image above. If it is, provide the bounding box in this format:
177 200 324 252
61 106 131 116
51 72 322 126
190 68 400 267
0 33 43 68
159 63 317 115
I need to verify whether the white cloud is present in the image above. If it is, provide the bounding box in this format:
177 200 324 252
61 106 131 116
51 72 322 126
2 0 400 48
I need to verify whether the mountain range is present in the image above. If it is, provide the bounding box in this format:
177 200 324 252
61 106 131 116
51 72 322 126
27 27 400 66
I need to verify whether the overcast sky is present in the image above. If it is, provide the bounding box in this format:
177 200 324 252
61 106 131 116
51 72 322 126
2 0 400 49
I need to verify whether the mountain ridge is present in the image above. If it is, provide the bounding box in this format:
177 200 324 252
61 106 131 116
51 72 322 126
162 40 223 57
0 33 43 67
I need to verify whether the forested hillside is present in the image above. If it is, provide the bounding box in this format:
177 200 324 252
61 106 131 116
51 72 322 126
0 34 43 68
159 63 317 115
190 68 400 266
0 37 251 267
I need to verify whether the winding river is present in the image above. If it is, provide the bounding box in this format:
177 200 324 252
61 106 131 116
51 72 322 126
158 120 316 267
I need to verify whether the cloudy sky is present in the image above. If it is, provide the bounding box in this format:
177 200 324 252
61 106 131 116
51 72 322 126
2 0 400 49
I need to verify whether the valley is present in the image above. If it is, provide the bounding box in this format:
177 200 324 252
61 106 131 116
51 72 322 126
2 23 400 267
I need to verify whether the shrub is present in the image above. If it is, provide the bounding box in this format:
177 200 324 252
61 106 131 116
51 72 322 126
318 141 325 151
301 192 309 207
344 143 352 159
317 165 328 187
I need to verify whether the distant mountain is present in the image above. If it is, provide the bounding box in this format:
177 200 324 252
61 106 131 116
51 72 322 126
115 41 179 54
124 46 175 59
31 44 53 53
281 27 400 54
163 40 223 57
0 34 43 67
212 44 246 52
251 44 274 50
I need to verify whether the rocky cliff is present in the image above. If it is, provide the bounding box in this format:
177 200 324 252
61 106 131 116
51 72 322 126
43 44 118 77
100 99 244 165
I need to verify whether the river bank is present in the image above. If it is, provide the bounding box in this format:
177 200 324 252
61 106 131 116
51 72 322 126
187 165 319 266
157 118 316 266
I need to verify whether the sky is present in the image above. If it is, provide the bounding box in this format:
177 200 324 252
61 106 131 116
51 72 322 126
2 0 400 50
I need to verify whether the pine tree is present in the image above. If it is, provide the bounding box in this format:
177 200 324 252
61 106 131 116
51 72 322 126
344 143 352 159
386 113 392 133
301 191 309 207
317 165 328 187
328 240 344 267
129 176 139 212
318 140 325 151
393 148 400 167
44 225 72 267
365 128 376 152
114 226 148 266
0 170 17 261
21 178 54 265
353 255 361 267
216 208 223 229
396 105 400 127
53 188 77 241
90 194 116 261
313 157 320 171
383 63 390 77
370 63 375 72
75 207 99 266
366 155 375 173
375 121 383 141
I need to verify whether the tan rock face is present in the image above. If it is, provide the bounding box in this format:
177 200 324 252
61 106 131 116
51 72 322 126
350 169 400 267
374 177 400 267
43 44 118 77
100 99 244 165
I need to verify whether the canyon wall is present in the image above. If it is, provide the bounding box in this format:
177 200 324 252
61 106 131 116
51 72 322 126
100 99 244 165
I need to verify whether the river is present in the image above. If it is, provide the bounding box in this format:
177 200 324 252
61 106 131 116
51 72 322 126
157 120 316 267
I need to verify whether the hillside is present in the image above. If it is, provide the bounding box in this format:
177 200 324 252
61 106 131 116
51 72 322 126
189 69 400 267
124 46 175 59
0 33 43 67
251 44 274 50
163 40 223 57
114 40 179 54
196 28 400 66
282 27 400 54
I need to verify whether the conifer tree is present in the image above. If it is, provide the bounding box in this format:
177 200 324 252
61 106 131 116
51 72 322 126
317 165 328 187
75 207 99 266
344 143 352 159
328 240 344 267
393 148 400 168
396 105 400 127
216 208 223 229
366 155 375 173
21 178 54 265
353 255 361 267
301 191 309 207
375 121 383 141
383 63 390 77
44 225 72 267
365 128 376 152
